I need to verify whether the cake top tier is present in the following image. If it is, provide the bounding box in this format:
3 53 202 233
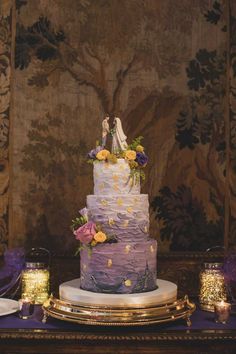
93 158 140 195
87 117 148 192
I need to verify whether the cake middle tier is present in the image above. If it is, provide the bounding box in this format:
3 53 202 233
87 194 149 243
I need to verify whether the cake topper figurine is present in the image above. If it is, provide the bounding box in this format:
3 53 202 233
112 117 128 153
102 116 110 147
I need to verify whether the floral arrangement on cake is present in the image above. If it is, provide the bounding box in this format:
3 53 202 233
87 136 148 182
71 208 117 254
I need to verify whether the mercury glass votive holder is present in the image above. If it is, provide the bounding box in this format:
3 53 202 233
199 262 227 312
21 266 50 304
214 300 231 324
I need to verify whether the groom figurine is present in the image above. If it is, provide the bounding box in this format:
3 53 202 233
102 116 110 147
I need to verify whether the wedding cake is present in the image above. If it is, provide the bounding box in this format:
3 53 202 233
72 117 157 294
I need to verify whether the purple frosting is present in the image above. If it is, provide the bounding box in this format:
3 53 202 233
80 241 157 294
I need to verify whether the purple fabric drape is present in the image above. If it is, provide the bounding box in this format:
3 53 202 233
0 248 24 297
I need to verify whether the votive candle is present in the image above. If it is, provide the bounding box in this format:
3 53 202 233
214 300 231 324
18 298 34 319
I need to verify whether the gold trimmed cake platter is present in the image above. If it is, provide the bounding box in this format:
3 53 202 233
42 294 195 327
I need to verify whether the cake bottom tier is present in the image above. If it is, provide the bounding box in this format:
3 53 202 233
80 240 157 294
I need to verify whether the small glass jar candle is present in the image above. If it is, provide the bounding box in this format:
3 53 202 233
21 248 50 305
199 262 227 311
214 300 231 324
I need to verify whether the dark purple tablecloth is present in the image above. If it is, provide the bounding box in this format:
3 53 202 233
0 304 235 331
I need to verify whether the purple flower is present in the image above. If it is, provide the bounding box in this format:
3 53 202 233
88 146 103 159
136 152 148 167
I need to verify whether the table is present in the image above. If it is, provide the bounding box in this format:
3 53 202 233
0 305 236 354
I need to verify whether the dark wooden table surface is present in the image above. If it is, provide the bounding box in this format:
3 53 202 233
0 306 236 354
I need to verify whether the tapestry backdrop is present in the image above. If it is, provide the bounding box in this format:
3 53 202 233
0 0 12 254
1 0 235 255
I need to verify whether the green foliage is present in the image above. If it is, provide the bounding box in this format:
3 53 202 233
71 215 87 232
128 136 144 151
107 154 117 164
15 17 65 70
204 1 223 25
186 49 225 91
87 159 95 164
129 167 145 186
176 48 226 154
151 185 224 251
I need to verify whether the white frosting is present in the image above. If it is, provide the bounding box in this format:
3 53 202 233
93 159 140 195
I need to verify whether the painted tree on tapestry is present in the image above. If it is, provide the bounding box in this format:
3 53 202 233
15 1 191 116
15 0 202 252
151 0 227 251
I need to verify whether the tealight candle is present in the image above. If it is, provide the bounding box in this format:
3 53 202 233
214 300 231 324
18 298 34 319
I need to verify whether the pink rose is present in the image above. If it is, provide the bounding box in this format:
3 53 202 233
74 221 96 244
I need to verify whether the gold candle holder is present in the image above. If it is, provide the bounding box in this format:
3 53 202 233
199 262 227 312
214 300 231 324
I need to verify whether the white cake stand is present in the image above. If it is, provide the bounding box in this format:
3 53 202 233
59 278 177 308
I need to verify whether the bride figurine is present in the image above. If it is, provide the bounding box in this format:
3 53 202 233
112 117 128 153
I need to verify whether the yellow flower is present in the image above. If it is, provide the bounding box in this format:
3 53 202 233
136 145 144 152
96 149 110 160
94 231 107 243
124 150 136 161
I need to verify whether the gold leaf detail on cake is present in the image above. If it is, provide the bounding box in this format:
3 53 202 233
113 184 119 191
127 207 133 213
123 220 129 227
108 218 115 226
99 183 105 190
101 199 108 206
150 245 154 253
144 226 148 233
104 163 110 169
133 197 138 204
125 245 131 254
119 164 125 170
124 279 132 287
117 198 123 206
112 174 119 182
107 259 113 267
